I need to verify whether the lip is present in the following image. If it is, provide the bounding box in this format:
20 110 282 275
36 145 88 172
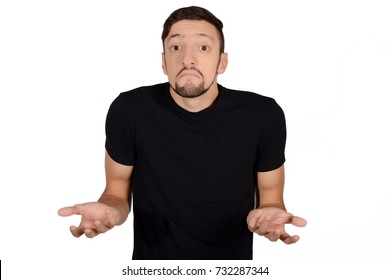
178 70 201 79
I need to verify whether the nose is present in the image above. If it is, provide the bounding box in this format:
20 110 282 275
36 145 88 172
182 48 196 67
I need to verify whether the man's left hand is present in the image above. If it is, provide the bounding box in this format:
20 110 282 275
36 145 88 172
247 207 307 244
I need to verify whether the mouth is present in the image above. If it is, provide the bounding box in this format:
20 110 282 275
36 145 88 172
177 68 202 79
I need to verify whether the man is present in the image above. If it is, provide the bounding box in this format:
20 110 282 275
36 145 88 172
58 6 306 260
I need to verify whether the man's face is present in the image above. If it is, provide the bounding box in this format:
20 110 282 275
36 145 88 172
162 20 227 98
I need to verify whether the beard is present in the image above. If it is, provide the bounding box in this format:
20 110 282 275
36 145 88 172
172 80 208 98
168 62 219 98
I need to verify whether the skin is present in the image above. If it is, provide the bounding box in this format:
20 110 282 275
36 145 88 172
162 20 228 112
248 165 307 244
58 152 132 238
58 19 307 243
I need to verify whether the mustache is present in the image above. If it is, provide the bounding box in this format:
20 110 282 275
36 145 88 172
177 66 203 78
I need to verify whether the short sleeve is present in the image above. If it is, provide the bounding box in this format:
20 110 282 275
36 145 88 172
105 94 136 166
256 101 286 172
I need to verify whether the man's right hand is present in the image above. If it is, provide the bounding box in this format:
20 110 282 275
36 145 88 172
58 202 121 238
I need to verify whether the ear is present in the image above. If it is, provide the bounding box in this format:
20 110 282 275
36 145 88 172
217 53 228 74
161 52 168 75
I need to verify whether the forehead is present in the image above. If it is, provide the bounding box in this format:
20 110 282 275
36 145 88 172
166 20 218 41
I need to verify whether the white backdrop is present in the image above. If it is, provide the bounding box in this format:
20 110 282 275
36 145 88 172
1 0 389 279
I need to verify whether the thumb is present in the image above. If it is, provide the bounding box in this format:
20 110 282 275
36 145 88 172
290 216 307 227
58 206 81 217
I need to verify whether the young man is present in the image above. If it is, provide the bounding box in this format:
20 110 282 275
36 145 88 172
58 6 306 260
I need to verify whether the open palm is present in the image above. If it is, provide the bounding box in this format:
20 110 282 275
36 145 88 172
58 202 120 238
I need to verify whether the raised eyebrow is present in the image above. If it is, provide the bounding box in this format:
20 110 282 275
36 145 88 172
167 34 183 42
197 33 214 41
167 33 214 42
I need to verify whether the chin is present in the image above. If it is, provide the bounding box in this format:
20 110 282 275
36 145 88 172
172 81 206 98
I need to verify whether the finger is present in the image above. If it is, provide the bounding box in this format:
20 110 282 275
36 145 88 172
69 225 84 238
255 214 272 236
247 210 262 232
246 209 258 224
265 229 281 242
105 208 119 228
280 234 300 245
247 218 258 232
290 216 307 227
94 220 111 234
84 228 98 238
58 206 80 217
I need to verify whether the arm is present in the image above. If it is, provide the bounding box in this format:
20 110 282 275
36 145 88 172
247 164 307 244
58 151 133 238
98 150 133 225
257 164 286 210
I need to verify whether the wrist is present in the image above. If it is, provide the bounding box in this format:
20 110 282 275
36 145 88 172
259 203 286 210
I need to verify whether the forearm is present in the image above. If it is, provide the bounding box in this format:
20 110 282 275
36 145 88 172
259 188 286 210
257 165 286 211
98 193 130 225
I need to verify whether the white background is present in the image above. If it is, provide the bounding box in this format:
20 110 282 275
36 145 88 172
1 0 389 279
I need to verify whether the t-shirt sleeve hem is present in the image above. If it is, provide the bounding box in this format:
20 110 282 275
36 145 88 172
256 158 285 173
105 144 135 166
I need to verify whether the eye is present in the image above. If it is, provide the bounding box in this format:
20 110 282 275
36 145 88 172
170 45 181 51
200 45 209 51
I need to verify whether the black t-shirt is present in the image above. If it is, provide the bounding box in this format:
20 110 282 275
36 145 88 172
105 82 286 260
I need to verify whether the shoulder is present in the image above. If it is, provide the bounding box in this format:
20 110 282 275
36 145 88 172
109 82 168 114
116 82 168 103
219 84 283 116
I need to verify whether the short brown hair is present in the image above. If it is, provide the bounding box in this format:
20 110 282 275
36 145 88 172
162 6 225 53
